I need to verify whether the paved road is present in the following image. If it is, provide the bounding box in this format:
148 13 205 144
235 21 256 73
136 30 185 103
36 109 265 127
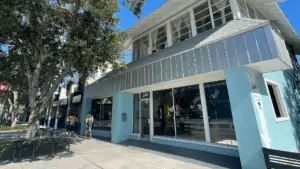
0 138 241 169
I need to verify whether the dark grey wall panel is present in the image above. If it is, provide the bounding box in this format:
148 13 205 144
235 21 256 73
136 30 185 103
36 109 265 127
187 50 197 76
145 65 149 86
234 34 249 65
115 75 120 92
175 54 183 79
244 31 261 63
125 71 131 89
153 61 162 84
254 27 272 61
182 52 189 77
216 41 228 69
139 67 145 87
171 56 177 80
201 46 211 72
161 59 167 82
132 69 137 88
208 44 219 71
148 64 153 85
120 73 126 91
194 48 203 74
224 37 239 68
165 58 172 81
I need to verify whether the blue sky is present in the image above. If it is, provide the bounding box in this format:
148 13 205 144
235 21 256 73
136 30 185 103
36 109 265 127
1 1 299 61
117 0 300 63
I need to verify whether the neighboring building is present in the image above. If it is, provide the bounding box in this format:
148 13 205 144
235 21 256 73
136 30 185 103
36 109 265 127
82 0 300 168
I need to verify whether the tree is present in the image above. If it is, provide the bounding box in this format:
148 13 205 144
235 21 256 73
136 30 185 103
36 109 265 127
0 49 28 127
0 0 145 138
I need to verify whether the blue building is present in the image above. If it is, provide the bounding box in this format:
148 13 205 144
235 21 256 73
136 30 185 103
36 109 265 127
81 0 300 168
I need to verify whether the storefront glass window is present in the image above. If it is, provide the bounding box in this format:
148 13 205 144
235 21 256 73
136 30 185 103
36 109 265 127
173 85 205 141
91 97 113 131
153 89 175 137
133 94 140 133
204 81 237 146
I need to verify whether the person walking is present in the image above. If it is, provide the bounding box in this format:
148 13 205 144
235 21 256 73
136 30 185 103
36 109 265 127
67 113 78 136
85 113 94 139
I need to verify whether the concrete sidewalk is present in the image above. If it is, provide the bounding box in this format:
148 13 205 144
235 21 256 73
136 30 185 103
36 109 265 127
0 138 241 169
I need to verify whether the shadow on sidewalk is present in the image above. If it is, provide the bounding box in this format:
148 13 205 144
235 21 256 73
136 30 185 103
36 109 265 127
120 140 241 169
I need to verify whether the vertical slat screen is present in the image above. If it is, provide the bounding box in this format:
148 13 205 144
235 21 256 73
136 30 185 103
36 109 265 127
244 30 261 63
234 34 249 65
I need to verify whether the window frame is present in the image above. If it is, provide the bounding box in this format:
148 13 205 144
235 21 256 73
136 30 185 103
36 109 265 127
264 78 289 122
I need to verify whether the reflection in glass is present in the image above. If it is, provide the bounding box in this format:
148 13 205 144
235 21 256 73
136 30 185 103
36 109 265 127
173 85 205 141
91 97 113 131
133 94 140 133
153 89 175 137
205 81 237 146
141 100 150 136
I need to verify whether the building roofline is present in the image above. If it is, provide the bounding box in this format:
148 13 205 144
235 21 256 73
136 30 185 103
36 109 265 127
125 0 300 53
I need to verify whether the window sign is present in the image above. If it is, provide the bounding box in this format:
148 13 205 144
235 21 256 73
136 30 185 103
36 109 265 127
141 92 150 99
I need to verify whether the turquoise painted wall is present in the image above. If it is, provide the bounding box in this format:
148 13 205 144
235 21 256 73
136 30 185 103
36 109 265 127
225 67 266 169
262 70 300 151
111 92 134 143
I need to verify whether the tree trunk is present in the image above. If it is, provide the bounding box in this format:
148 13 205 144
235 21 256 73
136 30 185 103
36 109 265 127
25 106 40 138
11 115 18 128
11 91 19 128
5 98 13 124
0 95 9 125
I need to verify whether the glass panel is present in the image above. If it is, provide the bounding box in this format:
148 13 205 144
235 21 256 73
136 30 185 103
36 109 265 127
237 0 247 18
173 85 205 141
152 26 167 53
246 2 256 19
211 0 232 27
133 39 141 61
153 89 175 137
141 100 150 136
171 12 191 45
133 94 140 133
133 35 149 61
205 81 237 146
193 2 212 35
91 97 113 131
267 84 281 118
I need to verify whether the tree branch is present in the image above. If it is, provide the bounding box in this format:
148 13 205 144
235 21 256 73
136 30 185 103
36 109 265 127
23 55 33 89
39 62 73 111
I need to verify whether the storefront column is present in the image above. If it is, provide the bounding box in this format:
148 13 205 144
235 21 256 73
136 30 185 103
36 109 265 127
80 98 92 135
111 92 133 143
225 67 267 169
199 83 211 142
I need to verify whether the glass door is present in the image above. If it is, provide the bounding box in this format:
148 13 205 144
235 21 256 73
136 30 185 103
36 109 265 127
140 99 150 140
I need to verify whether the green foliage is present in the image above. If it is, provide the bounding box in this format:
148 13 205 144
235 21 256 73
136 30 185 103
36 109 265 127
0 125 27 131
0 0 145 117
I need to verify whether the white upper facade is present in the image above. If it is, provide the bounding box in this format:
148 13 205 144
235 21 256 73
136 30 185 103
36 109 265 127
125 0 300 62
